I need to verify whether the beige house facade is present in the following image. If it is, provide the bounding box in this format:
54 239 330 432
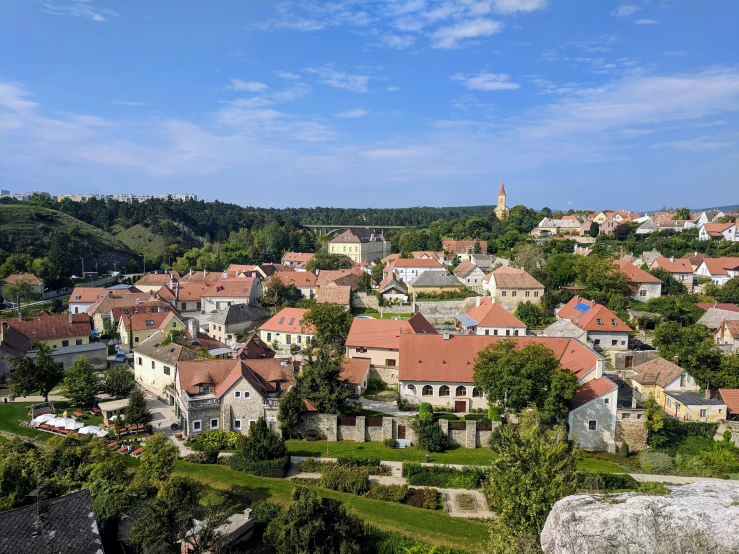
328 228 391 263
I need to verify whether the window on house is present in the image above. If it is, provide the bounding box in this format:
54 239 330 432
680 374 686 387
511 291 517 297
163 366 170 375
297 335 302 344
244 391 250 398
611 319 617 326
514 330 519 336
137 357 142 365
172 321 177 328
61 340 69 347
406 384 416 392
386 359 396 367
501 291 507 297
233 419 242 431
612 340 618 346
534 291 539 297
639 290 647 297
439 385 450 396
193 420 202 432
604 398 609 404
505 330 510 336
199 384 210 394
266 332 271 341
422 385 433 396
75 338 83 346
145 320 154 326
596 319 603 326
134 336 140 343
234 391 241 399
286 334 292 345
700 409 707 418
123 309 129 314
621 413 630 419
357 347 367 353
594 339 601 345
456 386 467 396
472 387 481 397
248 420 257 429
525 291 530 297
485 329 489 336
588 421 597 431
151 361 155 369
493 329 498 336
210 418 219 429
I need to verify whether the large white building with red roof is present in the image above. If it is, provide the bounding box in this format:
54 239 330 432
383 257 447 283
557 296 632 351
696 257 739 285
456 297 527 336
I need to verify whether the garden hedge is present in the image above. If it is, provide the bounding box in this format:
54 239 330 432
229 454 290 478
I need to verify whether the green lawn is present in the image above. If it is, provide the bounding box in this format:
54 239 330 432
351 308 414 320
576 458 628 474
0 401 104 442
287 440 497 465
175 461 490 551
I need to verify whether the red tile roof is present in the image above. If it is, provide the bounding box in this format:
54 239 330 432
696 303 739 312
121 311 179 332
453 261 479 278
346 313 437 350
465 298 526 329
651 257 693 273
631 357 685 388
613 260 662 284
0 273 43 286
156 282 209 303
386 258 446 270
316 269 361 289
557 296 632 332
398 335 599 382
718 388 739 415
202 279 257 298
87 292 157 315
442 240 487 254
570 377 618 410
699 257 739 277
489 266 544 289
259 307 313 334
272 272 317 288
702 222 734 237
4 313 91 341
341 358 371 385
227 264 259 273
177 359 239 395
134 272 176 287
281 252 315 264
237 333 276 359
178 270 225 284
69 287 108 304
315 284 352 306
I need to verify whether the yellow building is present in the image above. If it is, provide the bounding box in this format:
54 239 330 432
328 228 391 263
119 311 185 350
1 313 91 349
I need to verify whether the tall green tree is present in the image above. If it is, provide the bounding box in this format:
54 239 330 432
102 364 136 398
653 322 722 386
62 356 99 407
543 253 577 289
484 409 577 551
306 253 354 271
3 278 37 313
648 267 687 295
236 417 287 460
716 277 739 303
296 347 353 414
371 262 385 284
473 340 578 419
303 303 353 348
140 433 179 482
125 388 153 426
264 487 364 554
9 342 64 402
514 301 546 329
278 389 303 436
673 207 691 220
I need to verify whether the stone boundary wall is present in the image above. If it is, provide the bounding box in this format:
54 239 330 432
615 419 648 452
299 414 500 448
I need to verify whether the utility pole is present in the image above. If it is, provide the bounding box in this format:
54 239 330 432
80 257 84 279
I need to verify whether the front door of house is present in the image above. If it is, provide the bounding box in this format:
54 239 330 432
397 424 406 440
455 400 467 413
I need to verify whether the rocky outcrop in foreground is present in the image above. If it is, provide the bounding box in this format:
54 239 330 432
540 481 739 554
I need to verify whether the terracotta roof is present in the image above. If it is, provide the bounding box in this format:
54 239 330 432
0 273 43 286
3 313 91 341
442 240 488 254
69 287 108 304
177 359 239 395
718 388 739 415
702 222 734 237
412 251 445 262
718 320 739 339
156 282 209 303
214 358 296 400
121 311 179 332
259 307 313 334
227 264 259 273
570 377 618 410
346 313 437 350
499 181 505 194
696 303 739 313
237 332 276 359
87 291 155 314
136 331 201 365
273 272 317 288
387 258 446 270
651 257 693 274
135 272 176 287
178 270 224 284
613 260 662 284
464 298 526 328
316 284 352 306
631 357 685 388
453 261 479 278
489 266 544 289
282 252 315 264
110 301 175 322
682 252 705 266
0 489 104 554
398 335 599 382
316 269 361 289
557 296 632 332
699 257 739 277
202 278 257 298
341 358 371 385
380 253 401 265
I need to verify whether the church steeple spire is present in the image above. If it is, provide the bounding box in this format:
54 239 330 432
499 181 506 194
495 181 509 220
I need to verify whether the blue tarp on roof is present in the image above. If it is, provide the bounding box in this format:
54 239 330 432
456 314 479 327
574 302 591 313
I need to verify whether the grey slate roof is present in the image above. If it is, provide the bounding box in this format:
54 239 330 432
0 489 105 554
209 302 269 326
542 319 588 340
409 272 462 288
698 308 739 330
667 391 726 407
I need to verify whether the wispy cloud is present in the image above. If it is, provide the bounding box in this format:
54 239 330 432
493 0 548 14
41 0 118 22
635 19 660 25
306 68 371 93
227 79 269 92
651 136 731 151
431 18 503 49
386 86 401 92
452 72 520 91
612 5 640 17
380 34 416 49
335 109 368 118
276 71 301 80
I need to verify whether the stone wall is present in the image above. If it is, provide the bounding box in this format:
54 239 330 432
337 424 356 441
370 366 399 386
611 350 660 371
415 297 478 325
352 292 379 310
449 429 466 447
477 429 492 447
366 424 383 442
615 419 648 452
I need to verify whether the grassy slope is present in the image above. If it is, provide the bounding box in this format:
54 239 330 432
0 204 132 260
113 222 199 262
175 461 491 551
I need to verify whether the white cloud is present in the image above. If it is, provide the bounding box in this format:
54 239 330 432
227 79 269 92
381 34 416 49
271 82 312 102
276 71 301 80
612 5 640 17
430 18 503 49
493 0 548 14
452 72 520 91
41 0 118 22
386 86 401 92
335 109 368 118
306 68 371 93
635 19 660 25
650 137 731 151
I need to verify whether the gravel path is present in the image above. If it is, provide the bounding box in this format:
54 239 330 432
359 398 408 417
629 473 727 484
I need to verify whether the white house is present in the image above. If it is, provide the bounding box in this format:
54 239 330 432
133 331 200 401
453 261 486 288
456 297 527 337
383 258 447 283
696 258 739 285
613 260 662 302
699 222 736 242
201 278 263 312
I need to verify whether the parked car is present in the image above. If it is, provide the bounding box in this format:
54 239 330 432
114 352 129 364
630 339 655 351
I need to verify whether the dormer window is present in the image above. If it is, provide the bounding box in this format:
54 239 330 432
198 384 211 394
123 309 129 314
596 319 603 326
611 319 617 326
146 320 155 326
51 327 56 331
74 295 81 300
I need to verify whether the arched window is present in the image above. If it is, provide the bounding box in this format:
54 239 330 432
406 384 416 393
439 385 450 397
472 387 481 398
422 385 433 396
456 386 467 397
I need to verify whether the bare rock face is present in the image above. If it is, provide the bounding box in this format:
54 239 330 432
540 481 739 554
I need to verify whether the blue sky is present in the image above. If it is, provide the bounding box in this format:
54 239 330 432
1 0 738 210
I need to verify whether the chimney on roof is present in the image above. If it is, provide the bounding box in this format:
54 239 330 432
673 356 679 366
203 269 207 277
1 321 7 333
670 257 674 263
108 291 113 297
476 296 481 307
443 332 451 340
705 383 711 400
631 395 637 409
190 269 193 277
186 318 198 339
68 312 73 324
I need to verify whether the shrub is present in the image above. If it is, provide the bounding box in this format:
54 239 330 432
405 487 438 509
368 377 387 391
410 420 447 453
637 482 669 496
182 452 208 464
674 453 711 476
724 430 733 442
402 464 488 490
290 477 321 487
229 454 290 478
418 403 433 423
201 445 220 464
383 438 396 448
299 457 391 475
639 451 674 474
236 417 287 460
297 457 327 473
618 442 629 458
576 471 638 491
320 468 370 495
365 483 409 503
337 455 381 468
488 405 502 421
699 447 739 475
185 430 239 452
